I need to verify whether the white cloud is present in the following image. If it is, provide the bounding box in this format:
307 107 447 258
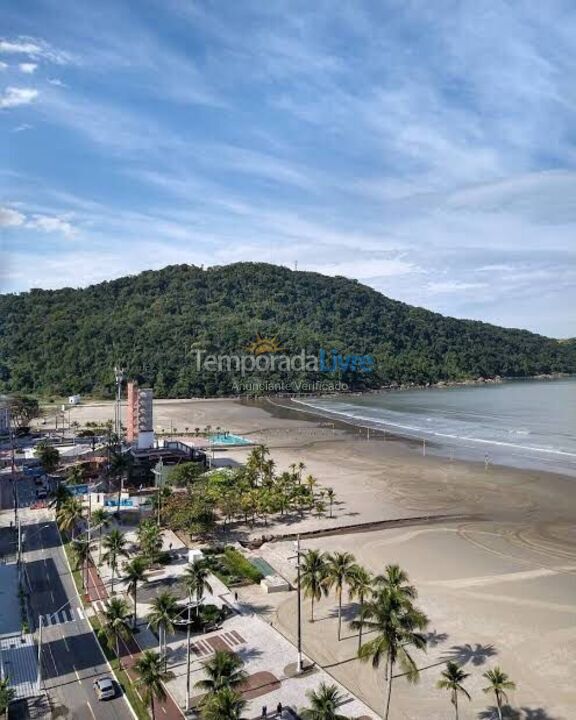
19 62 38 74
27 214 77 237
12 123 32 132
47 78 65 87
0 86 38 109
0 37 70 64
0 61 7 70
0 206 77 237
427 281 488 295
0 206 26 227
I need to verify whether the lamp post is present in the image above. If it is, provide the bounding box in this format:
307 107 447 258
289 535 304 674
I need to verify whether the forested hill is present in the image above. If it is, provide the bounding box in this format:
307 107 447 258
1 263 574 397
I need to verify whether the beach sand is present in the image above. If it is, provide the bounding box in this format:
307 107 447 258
64 397 576 718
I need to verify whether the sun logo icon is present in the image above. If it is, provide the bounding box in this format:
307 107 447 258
246 333 285 356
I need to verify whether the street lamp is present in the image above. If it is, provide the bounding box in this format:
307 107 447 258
289 535 303 674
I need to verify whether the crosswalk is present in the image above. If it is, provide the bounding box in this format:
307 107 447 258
40 606 85 627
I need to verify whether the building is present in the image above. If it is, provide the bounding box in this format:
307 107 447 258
126 381 154 449
128 440 207 486
68 394 81 405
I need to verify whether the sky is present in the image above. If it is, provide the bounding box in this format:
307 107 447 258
1 0 575 337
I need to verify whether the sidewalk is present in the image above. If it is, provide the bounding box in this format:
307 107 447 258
86 560 184 720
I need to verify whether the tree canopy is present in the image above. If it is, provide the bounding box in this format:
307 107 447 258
1 262 574 397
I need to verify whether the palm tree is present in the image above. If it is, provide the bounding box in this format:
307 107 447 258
437 661 471 720
101 528 129 594
56 496 84 538
358 587 428 720
483 667 516 720
134 650 175 720
103 597 133 668
326 487 336 518
51 483 72 511
90 507 111 564
301 682 349 720
109 449 132 517
194 650 247 695
200 687 247 720
182 562 213 618
375 564 417 602
348 565 373 651
300 549 328 622
67 464 84 485
0 676 15 715
325 551 356 640
147 591 178 662
124 556 148 629
182 561 213 709
70 538 91 591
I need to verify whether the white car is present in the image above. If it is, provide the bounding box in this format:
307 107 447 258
93 676 115 700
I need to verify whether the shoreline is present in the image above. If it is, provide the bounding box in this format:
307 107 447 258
57 396 576 716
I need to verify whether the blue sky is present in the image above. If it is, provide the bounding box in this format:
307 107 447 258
1 0 575 337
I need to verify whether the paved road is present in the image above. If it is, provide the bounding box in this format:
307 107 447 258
21 508 134 720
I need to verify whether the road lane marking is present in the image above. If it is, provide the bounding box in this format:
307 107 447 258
86 701 97 720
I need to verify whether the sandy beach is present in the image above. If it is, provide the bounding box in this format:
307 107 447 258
63 397 576 718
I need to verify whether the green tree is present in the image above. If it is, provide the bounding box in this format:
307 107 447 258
56 497 83 538
147 591 178 661
134 650 175 720
200 687 247 720
300 549 328 622
325 552 356 641
375 564 417 601
169 461 205 487
67 464 84 485
8 394 41 431
51 483 71 511
194 650 247 695
101 528 129 593
301 682 349 720
109 450 132 517
482 667 516 720
182 561 213 618
103 596 133 668
437 662 471 720
70 538 90 591
348 565 373 651
358 588 428 720
137 520 163 564
0 676 16 715
326 487 336 518
35 441 60 473
124 556 148 629
90 507 111 564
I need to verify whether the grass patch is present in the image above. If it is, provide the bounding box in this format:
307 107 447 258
216 547 264 585
89 616 149 720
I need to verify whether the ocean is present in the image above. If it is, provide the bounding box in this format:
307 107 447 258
293 377 576 477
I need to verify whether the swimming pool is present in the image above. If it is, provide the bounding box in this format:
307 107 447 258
250 557 276 577
104 498 135 507
209 433 252 446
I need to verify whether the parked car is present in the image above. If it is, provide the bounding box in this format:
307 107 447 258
93 676 116 700
36 489 48 499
